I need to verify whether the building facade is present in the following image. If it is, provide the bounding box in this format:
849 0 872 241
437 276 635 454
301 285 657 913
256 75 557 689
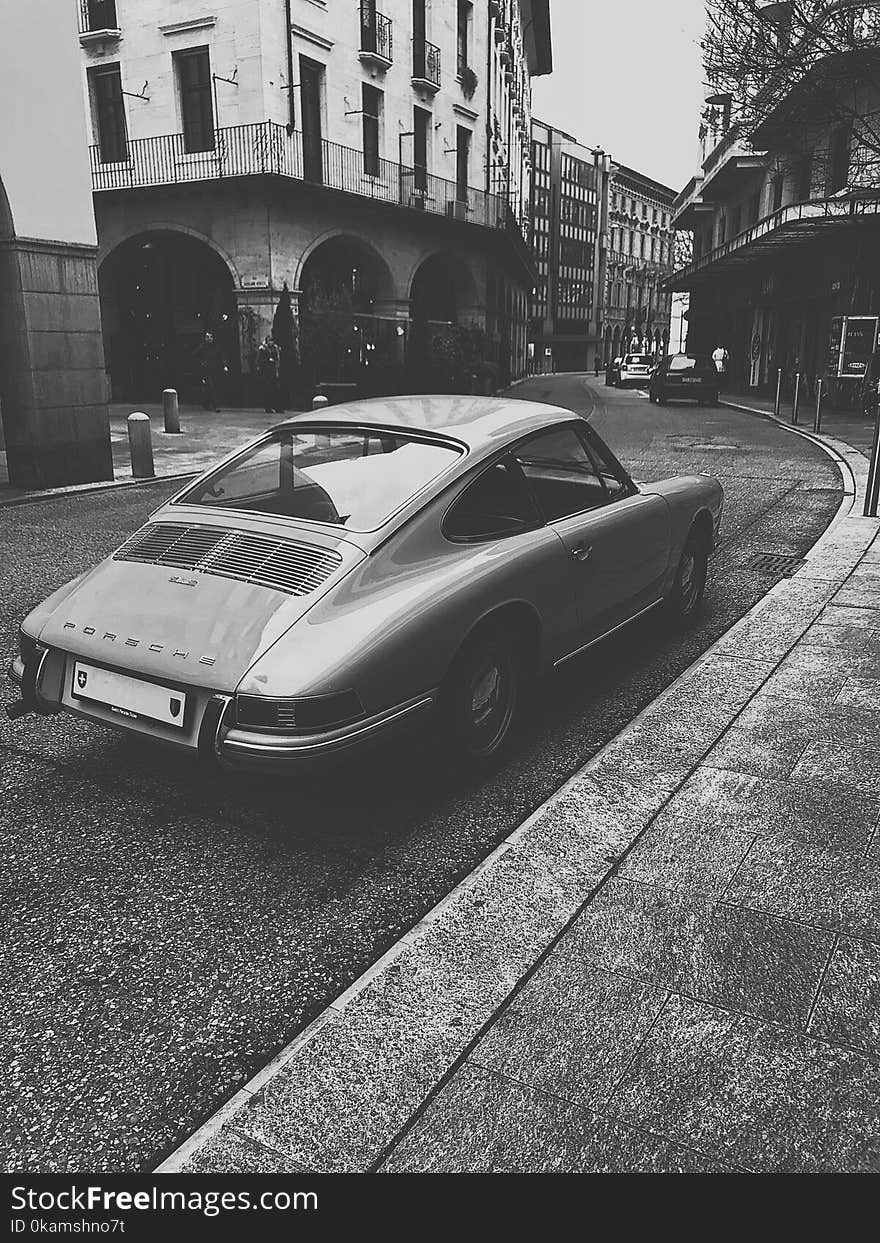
528 120 609 373
77 0 551 405
603 164 676 364
672 1 880 404
0 0 111 489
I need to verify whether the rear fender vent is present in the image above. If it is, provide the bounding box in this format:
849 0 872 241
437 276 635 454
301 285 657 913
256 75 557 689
114 523 343 596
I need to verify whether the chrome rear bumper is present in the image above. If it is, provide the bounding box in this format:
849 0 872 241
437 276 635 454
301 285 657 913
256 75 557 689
216 693 436 772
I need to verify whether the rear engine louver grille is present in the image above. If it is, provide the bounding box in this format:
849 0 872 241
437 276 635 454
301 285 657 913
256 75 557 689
114 523 343 596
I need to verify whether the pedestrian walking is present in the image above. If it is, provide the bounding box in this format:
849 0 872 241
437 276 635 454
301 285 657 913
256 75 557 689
712 342 729 392
194 331 222 411
257 333 283 414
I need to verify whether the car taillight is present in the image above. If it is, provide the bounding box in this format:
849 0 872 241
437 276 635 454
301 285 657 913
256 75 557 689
235 691 364 733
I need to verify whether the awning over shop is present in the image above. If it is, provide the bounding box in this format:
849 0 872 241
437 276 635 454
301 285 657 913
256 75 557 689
670 194 880 290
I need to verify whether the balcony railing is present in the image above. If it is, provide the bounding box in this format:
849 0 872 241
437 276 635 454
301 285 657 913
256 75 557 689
78 0 118 33
89 120 524 240
412 38 441 88
360 6 393 64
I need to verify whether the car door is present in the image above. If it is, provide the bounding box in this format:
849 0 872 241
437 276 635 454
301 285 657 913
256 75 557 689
513 424 671 646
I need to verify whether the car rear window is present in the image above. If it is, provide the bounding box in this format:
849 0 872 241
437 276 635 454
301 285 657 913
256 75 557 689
624 355 653 366
176 426 462 530
668 355 714 373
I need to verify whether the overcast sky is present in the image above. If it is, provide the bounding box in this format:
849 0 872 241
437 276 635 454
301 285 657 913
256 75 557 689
531 0 707 191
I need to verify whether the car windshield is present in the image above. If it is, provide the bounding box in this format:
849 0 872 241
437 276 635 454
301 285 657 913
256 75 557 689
175 426 462 530
668 355 713 373
624 355 653 366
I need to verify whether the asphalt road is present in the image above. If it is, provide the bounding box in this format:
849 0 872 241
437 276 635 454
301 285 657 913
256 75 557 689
0 376 843 1172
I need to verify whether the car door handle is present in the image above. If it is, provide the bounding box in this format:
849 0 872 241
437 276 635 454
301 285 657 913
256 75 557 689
570 541 593 562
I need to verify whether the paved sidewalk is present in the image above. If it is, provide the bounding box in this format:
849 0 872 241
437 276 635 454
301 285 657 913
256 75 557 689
156 416 880 1174
722 387 877 459
0 402 305 503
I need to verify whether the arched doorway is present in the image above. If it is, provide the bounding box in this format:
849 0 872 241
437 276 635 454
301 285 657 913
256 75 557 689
409 251 486 392
298 234 395 390
99 231 239 404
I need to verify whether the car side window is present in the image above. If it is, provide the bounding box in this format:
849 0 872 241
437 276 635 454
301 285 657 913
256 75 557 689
444 457 540 542
581 432 629 501
514 427 608 522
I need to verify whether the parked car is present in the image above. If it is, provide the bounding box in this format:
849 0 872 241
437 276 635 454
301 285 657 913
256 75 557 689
605 357 623 386
8 397 723 771
649 354 720 406
618 353 656 388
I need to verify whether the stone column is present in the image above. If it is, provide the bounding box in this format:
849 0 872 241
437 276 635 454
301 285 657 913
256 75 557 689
0 237 111 489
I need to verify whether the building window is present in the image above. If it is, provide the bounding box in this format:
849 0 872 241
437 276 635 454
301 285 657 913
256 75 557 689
457 0 472 75
771 177 784 212
413 105 430 192
89 64 127 164
362 84 381 176
731 203 741 236
456 126 471 202
828 125 851 193
175 48 214 153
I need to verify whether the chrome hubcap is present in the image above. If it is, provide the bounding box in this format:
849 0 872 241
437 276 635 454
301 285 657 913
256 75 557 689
465 655 513 753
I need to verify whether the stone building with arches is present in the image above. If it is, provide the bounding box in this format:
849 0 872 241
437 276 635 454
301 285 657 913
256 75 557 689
78 0 551 405
602 164 676 365
0 0 111 488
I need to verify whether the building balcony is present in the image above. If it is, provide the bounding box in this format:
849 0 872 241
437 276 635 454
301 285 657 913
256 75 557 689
699 125 768 200
359 7 393 71
89 120 527 245
412 38 441 93
77 0 121 43
671 191 880 289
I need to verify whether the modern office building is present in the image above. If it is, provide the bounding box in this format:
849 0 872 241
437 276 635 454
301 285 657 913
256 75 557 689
528 120 610 373
76 0 551 402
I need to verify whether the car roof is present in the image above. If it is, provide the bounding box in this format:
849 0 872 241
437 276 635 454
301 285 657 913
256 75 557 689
274 395 582 463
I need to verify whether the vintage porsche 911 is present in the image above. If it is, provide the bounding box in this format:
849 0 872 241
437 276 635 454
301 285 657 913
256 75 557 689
7 397 723 769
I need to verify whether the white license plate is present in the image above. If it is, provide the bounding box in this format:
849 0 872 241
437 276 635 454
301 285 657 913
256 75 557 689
71 661 186 728
681 377 701 384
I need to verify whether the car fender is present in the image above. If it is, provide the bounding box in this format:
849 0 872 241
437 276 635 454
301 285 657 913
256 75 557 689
639 475 723 589
237 512 578 714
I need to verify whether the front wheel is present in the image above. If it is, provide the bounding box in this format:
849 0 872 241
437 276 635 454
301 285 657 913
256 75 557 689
439 629 521 767
664 525 709 627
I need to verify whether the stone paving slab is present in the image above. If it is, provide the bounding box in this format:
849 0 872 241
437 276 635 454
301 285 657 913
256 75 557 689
158 406 880 1175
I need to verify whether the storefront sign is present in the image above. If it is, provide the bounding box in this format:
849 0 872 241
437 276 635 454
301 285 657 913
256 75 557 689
828 316 879 377
841 317 878 377
241 275 270 289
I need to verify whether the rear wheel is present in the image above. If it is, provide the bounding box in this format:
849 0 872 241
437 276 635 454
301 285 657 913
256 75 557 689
664 524 709 627
439 628 522 767
657 392 668 405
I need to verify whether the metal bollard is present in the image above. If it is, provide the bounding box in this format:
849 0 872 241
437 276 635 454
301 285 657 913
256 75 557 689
774 368 783 418
163 388 180 434
791 372 801 425
312 394 330 446
128 412 155 478
813 377 823 433
865 398 880 519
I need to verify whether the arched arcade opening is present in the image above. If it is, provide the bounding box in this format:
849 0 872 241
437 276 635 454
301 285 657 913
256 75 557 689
99 230 239 404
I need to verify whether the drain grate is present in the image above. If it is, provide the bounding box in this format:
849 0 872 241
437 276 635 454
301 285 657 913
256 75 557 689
747 552 805 576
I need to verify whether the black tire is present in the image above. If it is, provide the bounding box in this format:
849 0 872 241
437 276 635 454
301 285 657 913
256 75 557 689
439 627 522 767
664 524 709 627
657 393 668 405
